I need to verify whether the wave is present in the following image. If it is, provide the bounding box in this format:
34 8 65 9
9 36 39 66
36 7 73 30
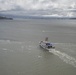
49 49 76 67
0 39 23 44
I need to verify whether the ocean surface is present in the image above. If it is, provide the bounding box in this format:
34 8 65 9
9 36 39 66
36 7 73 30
0 19 76 75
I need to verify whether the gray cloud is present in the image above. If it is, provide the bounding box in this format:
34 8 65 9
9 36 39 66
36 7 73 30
0 0 76 17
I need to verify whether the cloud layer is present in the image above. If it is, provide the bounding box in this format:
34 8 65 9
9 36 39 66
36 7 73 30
0 0 76 17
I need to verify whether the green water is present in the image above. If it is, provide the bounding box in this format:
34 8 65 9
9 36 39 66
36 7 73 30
0 19 76 75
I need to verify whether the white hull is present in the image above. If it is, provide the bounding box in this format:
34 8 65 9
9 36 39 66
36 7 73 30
39 41 55 50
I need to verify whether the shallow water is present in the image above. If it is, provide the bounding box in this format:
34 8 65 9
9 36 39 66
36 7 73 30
0 19 76 75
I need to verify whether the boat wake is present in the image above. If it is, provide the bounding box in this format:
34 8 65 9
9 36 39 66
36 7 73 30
49 49 76 68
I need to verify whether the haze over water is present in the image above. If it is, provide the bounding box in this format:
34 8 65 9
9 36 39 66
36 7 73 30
0 19 76 75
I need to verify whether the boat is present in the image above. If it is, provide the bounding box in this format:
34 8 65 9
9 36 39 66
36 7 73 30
39 41 55 50
39 37 55 50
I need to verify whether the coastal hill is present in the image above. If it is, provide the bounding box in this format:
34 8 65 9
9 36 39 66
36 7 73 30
0 16 13 20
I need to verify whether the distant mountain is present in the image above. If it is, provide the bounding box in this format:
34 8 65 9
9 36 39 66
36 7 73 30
0 13 76 20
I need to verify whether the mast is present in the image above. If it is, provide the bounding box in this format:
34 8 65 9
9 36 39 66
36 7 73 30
45 37 48 41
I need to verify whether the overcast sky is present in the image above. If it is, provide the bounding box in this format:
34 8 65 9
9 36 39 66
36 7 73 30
0 0 76 17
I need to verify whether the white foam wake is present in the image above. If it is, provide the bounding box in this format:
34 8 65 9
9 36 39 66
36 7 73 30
49 49 76 67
